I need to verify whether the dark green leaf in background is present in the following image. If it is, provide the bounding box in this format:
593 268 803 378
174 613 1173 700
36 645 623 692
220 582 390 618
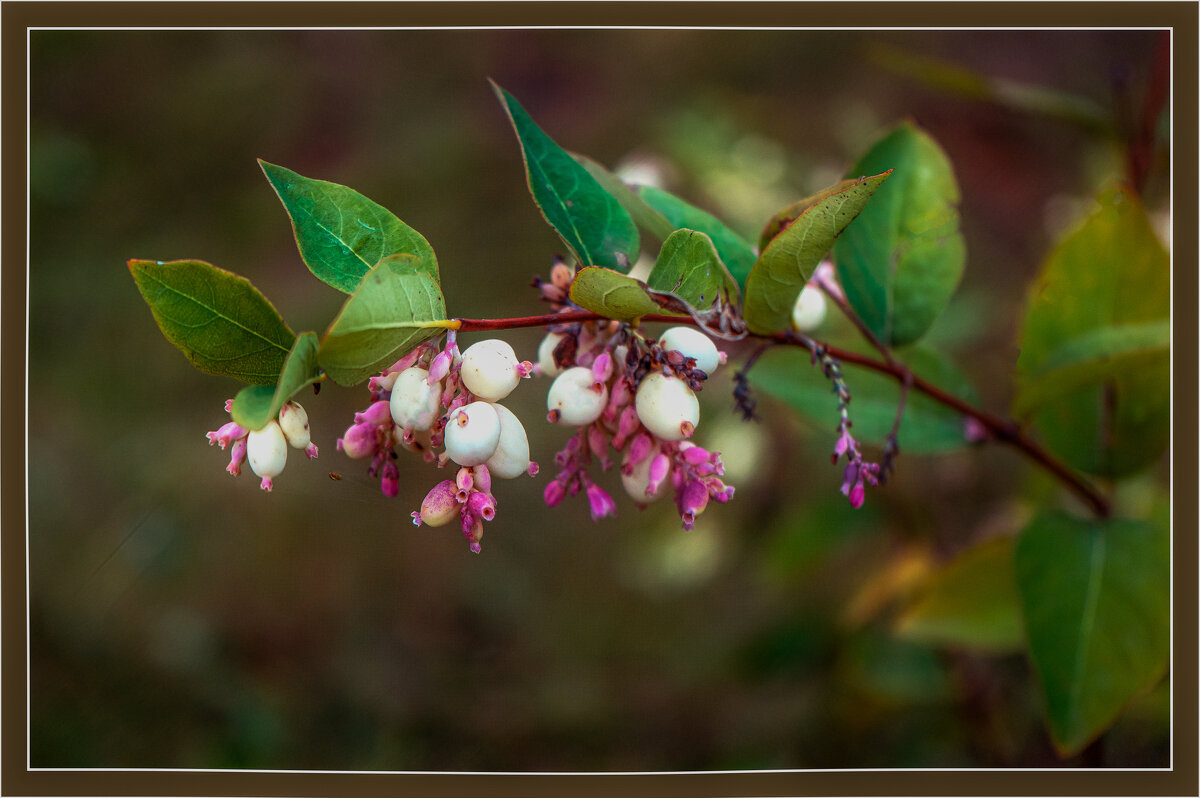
491 81 639 271
832 123 965 347
317 254 447 386
128 258 295 385
636 184 759 287
743 172 891 335
1015 188 1170 477
230 332 321 431
751 343 978 454
572 152 676 244
894 535 1024 653
260 160 438 294
568 266 681 323
1015 511 1169 756
645 229 732 311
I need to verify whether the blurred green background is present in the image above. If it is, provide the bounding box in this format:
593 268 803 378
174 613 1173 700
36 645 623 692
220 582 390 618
28 29 1169 769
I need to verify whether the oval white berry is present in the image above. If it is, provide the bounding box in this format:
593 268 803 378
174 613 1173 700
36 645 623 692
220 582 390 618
485 403 532 479
635 371 700 441
537 332 567 378
621 445 668 504
246 420 288 479
547 366 609 426
791 285 827 331
658 326 721 375
389 366 442 431
443 401 502 467
460 338 521 401
277 401 311 449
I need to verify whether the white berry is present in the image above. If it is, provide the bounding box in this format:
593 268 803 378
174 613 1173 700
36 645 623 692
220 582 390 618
389 366 442 431
537 332 567 378
621 445 668 503
791 285 827 331
658 326 721 375
485 403 532 479
635 371 700 441
443 401 502 467
246 419 288 479
460 338 521 401
277 401 311 449
547 366 608 426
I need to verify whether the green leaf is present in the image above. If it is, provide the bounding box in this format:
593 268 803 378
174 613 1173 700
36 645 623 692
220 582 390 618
637 184 759 288
572 152 675 243
259 160 438 294
128 258 295 385
568 266 685 323
645 229 730 311
1016 189 1170 477
751 343 978 454
491 81 639 271
743 172 892 336
1015 511 1169 756
317 254 447 386
758 179 864 252
894 536 1023 653
230 332 321 431
1014 320 1170 417
832 123 966 346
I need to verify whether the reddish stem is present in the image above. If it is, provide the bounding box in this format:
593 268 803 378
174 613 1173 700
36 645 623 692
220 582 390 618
454 311 1111 518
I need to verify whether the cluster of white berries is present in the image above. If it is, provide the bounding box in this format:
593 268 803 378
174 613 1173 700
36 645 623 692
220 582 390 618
335 332 538 552
206 400 318 491
538 320 734 529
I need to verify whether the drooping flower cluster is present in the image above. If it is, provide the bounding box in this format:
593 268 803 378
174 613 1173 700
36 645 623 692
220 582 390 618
337 331 538 552
534 314 736 530
206 399 319 491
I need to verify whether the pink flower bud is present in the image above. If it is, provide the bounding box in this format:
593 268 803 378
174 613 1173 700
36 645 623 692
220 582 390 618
381 460 400 498
585 482 617 522
456 466 474 494
678 479 709 530
625 433 654 469
428 350 452 384
226 438 247 477
591 352 613 383
544 479 567 507
680 443 712 466
611 406 641 450
207 421 246 449
465 516 485 554
471 464 493 495
647 453 671 495
587 425 610 466
849 481 866 509
337 422 377 460
355 400 393 427
466 490 496 522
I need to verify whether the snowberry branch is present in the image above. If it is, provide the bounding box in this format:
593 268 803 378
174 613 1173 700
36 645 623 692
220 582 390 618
446 310 1112 519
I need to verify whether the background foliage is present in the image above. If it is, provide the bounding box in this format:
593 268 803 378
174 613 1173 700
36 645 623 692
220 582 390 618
29 29 1169 769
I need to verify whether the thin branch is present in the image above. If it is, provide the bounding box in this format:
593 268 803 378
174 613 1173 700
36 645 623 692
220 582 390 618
450 310 1112 519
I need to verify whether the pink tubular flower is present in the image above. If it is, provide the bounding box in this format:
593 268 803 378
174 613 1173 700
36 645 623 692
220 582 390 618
585 481 617 522
207 421 246 450
355 400 393 427
226 438 247 477
381 460 400 498
544 478 568 507
466 490 497 522
337 421 379 460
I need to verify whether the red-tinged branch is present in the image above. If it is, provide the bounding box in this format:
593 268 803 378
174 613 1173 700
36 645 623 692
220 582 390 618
452 310 1111 519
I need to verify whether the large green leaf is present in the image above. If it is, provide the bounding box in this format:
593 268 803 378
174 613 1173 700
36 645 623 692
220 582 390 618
894 536 1023 653
260 160 438 294
128 258 294 385
572 152 675 243
230 332 321 431
1014 320 1170 417
743 172 891 336
751 343 978 454
832 123 965 346
491 81 639 271
645 229 731 311
1015 511 1169 756
317 254 447 386
636 184 759 288
1015 188 1170 477
568 266 683 323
